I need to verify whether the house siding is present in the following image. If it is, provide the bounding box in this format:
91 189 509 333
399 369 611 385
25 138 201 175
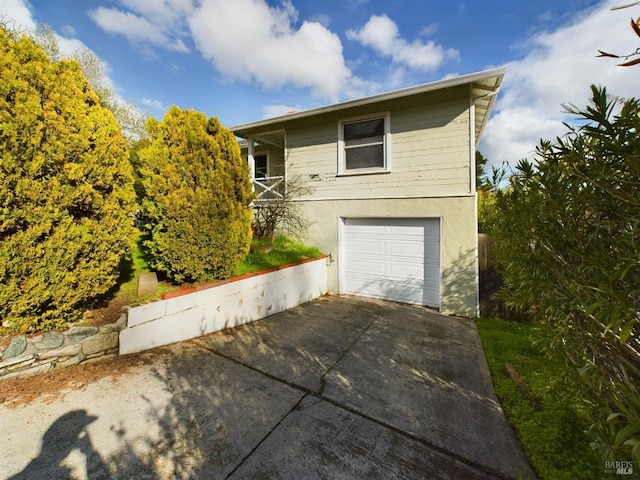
284 93 471 200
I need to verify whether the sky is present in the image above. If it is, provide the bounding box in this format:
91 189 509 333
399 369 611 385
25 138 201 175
1 0 639 168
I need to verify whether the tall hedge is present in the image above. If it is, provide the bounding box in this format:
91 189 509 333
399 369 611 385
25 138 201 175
488 86 640 463
0 26 137 332
139 106 253 283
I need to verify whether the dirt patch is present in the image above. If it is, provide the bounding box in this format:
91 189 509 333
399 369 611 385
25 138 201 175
89 292 133 327
0 349 159 409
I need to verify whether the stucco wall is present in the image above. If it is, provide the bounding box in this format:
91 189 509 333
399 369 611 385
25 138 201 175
296 196 478 317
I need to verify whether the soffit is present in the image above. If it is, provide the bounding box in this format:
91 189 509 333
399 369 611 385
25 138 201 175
231 67 506 144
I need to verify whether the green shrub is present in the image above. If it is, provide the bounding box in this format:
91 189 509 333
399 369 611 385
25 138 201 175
139 106 253 283
0 26 137 332
488 86 640 465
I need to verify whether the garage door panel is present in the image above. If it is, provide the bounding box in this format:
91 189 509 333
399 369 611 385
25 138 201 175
388 263 424 279
387 241 424 257
347 278 425 303
345 239 386 255
346 260 388 276
342 218 440 307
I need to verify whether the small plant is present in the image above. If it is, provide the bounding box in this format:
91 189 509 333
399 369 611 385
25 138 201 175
251 176 311 241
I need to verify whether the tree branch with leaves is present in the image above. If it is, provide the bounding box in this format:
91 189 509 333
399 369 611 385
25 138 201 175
597 2 640 66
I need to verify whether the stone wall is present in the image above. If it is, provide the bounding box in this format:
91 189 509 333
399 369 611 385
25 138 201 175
0 314 126 380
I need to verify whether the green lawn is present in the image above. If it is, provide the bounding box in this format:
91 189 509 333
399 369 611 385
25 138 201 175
476 317 602 480
234 236 323 276
117 235 323 304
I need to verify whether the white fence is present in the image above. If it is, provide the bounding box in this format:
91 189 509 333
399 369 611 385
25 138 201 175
119 257 328 354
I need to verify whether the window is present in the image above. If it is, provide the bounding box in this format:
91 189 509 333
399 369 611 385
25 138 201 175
339 113 390 174
254 153 268 178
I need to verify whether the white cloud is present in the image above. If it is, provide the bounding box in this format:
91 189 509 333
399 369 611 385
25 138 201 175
347 14 459 71
262 104 301 118
0 0 36 31
57 36 93 58
117 0 194 27
141 97 168 111
188 0 352 100
480 0 639 166
60 25 76 36
88 7 189 53
87 0 354 101
420 23 439 37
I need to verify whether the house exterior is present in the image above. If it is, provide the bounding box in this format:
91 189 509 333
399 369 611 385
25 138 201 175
231 68 505 317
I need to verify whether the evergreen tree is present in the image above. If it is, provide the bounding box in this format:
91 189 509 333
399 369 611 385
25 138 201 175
139 106 253 283
0 26 137 331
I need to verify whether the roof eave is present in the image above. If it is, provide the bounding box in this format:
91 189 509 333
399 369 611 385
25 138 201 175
231 67 506 139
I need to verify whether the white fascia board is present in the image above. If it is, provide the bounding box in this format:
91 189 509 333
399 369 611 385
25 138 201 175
231 67 506 137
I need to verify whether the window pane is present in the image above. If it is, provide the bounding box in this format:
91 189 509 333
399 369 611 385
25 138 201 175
255 154 268 178
344 118 384 142
345 144 384 170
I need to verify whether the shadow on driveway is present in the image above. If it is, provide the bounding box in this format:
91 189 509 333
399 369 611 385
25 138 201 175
1 295 536 479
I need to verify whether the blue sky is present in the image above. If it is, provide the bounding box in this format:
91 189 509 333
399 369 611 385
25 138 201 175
2 0 638 167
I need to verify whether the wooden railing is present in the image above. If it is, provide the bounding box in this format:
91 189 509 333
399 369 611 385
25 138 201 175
253 176 285 200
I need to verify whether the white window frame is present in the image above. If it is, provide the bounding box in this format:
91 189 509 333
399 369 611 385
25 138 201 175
338 112 391 175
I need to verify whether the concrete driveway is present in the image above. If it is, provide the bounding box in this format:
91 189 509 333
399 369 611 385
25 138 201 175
0 295 535 479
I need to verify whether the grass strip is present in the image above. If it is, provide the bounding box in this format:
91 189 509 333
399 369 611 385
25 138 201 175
476 317 602 480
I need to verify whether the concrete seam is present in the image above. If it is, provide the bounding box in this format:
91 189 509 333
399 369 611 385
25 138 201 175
223 393 308 480
312 393 518 480
190 334 521 480
317 315 377 396
191 340 318 396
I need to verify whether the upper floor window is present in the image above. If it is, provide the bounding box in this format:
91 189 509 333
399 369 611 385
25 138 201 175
339 113 390 174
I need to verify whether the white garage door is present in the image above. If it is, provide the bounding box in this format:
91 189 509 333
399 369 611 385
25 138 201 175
342 218 440 307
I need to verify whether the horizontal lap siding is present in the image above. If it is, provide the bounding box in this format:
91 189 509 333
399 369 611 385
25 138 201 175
287 124 336 178
287 97 471 200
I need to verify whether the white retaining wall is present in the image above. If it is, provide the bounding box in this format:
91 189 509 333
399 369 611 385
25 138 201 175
119 257 328 354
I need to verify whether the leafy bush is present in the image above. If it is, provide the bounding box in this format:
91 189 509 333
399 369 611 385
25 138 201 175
139 106 253 283
488 86 640 464
0 26 137 332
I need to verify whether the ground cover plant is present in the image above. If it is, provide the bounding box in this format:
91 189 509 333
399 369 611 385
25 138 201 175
476 317 602 479
234 236 323 276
